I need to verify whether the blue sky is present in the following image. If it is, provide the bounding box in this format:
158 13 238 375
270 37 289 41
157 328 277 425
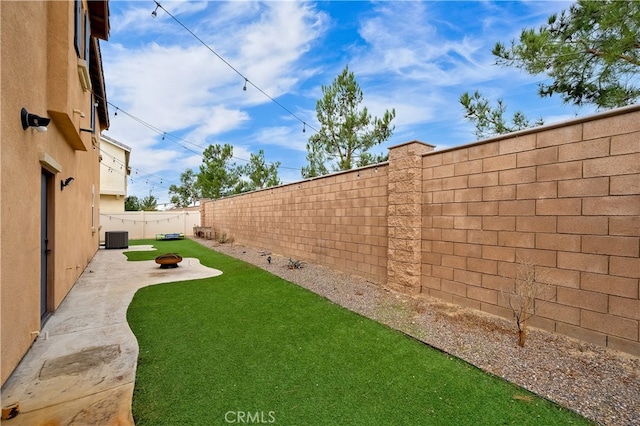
101 0 592 206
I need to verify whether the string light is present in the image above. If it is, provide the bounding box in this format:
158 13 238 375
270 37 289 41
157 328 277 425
100 99 301 171
101 213 186 223
100 149 169 190
149 1 317 134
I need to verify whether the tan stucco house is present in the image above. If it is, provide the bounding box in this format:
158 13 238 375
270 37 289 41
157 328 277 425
100 134 131 212
1 0 110 385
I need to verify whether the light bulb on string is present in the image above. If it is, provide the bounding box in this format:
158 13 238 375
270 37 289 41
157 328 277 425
151 2 159 17
302 123 306 133
243 79 248 91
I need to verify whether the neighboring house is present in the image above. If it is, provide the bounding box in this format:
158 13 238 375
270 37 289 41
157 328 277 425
100 134 131 212
0 1 110 385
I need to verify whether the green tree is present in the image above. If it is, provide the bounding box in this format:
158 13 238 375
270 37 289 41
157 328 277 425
493 0 640 108
301 142 329 179
460 90 544 139
140 195 158 211
168 168 200 207
302 65 396 178
125 195 141 211
196 143 240 199
356 152 388 168
239 150 281 191
461 1 639 139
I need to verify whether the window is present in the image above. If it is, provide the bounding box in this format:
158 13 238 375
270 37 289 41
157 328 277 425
74 0 82 57
84 11 91 61
74 1 91 61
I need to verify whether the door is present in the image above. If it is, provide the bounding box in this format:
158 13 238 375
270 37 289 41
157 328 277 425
41 171 51 323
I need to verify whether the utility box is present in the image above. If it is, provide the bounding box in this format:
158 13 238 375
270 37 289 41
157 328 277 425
105 231 128 249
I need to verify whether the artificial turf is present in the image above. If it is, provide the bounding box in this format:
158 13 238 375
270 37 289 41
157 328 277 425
125 239 590 425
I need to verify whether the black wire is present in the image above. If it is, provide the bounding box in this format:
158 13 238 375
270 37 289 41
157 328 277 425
105 100 302 171
153 1 318 134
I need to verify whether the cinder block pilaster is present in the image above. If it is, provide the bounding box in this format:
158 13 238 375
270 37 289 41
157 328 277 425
387 141 435 293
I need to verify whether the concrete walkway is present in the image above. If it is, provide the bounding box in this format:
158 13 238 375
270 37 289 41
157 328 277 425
1 246 222 425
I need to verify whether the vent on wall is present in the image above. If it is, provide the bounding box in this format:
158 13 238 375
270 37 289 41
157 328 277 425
105 231 128 249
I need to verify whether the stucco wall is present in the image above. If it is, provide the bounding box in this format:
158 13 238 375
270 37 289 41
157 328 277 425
1 1 105 384
100 194 126 213
200 105 640 356
100 136 128 199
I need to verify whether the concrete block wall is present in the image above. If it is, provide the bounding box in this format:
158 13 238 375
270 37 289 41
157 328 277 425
200 105 639 356
420 107 640 355
201 165 389 283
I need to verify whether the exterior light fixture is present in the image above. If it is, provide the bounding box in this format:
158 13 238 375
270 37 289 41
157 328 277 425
61 177 75 190
21 108 51 132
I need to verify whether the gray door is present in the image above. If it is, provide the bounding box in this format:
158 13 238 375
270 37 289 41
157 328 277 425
41 171 50 323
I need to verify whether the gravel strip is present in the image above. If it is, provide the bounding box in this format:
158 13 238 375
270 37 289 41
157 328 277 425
196 238 640 426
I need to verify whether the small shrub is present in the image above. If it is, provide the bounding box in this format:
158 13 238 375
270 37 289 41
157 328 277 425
215 229 233 244
287 258 305 269
502 258 551 347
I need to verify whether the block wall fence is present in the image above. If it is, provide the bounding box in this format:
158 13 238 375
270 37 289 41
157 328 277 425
201 105 640 356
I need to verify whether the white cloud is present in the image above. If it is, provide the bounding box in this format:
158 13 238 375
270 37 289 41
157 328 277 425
103 1 329 200
249 125 308 152
102 1 586 203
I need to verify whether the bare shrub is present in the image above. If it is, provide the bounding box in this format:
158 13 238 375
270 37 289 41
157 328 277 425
502 258 551 347
215 229 233 244
287 258 305 269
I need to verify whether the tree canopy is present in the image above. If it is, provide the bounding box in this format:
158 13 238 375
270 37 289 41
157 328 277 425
140 194 158 211
460 91 544 139
168 168 200 208
461 0 639 138
125 195 141 211
493 0 640 108
302 65 395 178
196 143 240 199
238 150 281 192
166 144 281 202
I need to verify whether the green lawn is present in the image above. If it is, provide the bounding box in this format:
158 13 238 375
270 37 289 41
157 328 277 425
126 239 590 425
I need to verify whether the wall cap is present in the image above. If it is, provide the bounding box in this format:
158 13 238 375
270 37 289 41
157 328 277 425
428 103 640 157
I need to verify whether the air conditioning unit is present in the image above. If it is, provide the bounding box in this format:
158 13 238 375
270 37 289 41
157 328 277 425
105 231 128 249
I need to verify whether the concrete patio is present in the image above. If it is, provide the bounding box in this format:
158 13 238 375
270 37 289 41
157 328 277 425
0 246 222 425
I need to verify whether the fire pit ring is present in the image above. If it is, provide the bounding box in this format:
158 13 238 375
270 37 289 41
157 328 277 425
155 253 183 268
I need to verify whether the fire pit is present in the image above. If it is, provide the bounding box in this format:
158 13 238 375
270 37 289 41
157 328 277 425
155 253 183 269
